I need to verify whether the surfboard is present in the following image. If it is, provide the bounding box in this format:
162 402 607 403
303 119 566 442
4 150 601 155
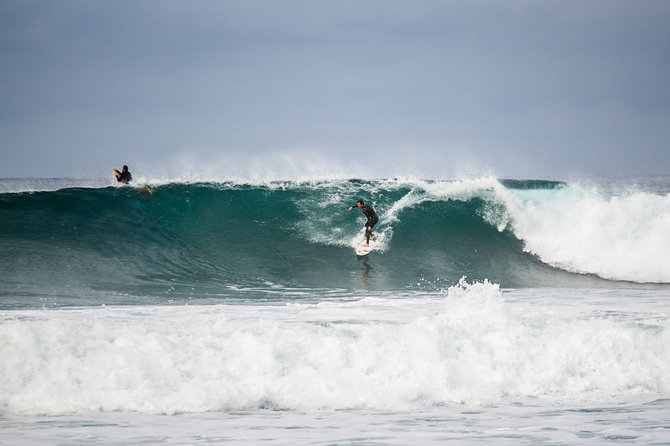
356 242 372 256
113 169 121 179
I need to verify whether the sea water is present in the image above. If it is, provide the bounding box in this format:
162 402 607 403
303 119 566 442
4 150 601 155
1 176 669 445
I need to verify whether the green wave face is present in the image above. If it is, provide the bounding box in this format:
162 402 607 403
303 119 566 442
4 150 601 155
0 179 652 308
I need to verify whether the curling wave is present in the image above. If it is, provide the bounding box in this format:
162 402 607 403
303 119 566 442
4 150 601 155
1 178 669 307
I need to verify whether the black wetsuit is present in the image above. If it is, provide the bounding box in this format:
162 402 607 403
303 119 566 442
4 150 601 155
353 203 378 244
117 170 132 184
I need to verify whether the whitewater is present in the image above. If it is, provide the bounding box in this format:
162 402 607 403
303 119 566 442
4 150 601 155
1 176 669 445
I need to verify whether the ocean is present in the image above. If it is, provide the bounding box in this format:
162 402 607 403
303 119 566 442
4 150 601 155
1 176 669 445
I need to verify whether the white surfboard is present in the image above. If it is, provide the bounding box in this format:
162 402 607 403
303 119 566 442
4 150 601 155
355 242 372 256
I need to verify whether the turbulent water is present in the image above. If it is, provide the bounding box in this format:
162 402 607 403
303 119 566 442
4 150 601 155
1 176 669 444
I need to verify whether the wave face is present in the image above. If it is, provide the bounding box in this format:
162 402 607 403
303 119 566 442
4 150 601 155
1 178 669 307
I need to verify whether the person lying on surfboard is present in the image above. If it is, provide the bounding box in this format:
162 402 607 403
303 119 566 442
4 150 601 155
114 165 132 184
348 200 378 247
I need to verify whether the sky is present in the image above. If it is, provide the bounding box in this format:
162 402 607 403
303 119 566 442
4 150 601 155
1 0 669 180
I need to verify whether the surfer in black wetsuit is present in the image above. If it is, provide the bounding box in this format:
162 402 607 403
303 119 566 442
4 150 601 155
115 165 132 184
348 200 378 246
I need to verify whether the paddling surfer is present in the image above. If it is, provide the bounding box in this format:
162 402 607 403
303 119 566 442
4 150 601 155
115 165 132 184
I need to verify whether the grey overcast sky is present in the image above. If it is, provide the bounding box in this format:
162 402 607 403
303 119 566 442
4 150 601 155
1 0 669 179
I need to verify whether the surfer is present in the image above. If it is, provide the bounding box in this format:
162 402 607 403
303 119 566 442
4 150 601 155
114 165 132 184
348 200 378 247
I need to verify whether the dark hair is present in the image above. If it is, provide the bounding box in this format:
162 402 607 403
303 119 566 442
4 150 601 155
357 200 364 205
122 165 128 171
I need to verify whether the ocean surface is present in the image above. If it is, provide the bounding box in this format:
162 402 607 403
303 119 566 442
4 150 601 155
1 176 669 445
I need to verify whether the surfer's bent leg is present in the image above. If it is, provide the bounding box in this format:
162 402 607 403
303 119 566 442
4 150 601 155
365 216 378 243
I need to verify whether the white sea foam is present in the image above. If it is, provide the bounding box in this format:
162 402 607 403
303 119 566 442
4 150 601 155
1 280 668 416
495 184 670 283
384 176 670 283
